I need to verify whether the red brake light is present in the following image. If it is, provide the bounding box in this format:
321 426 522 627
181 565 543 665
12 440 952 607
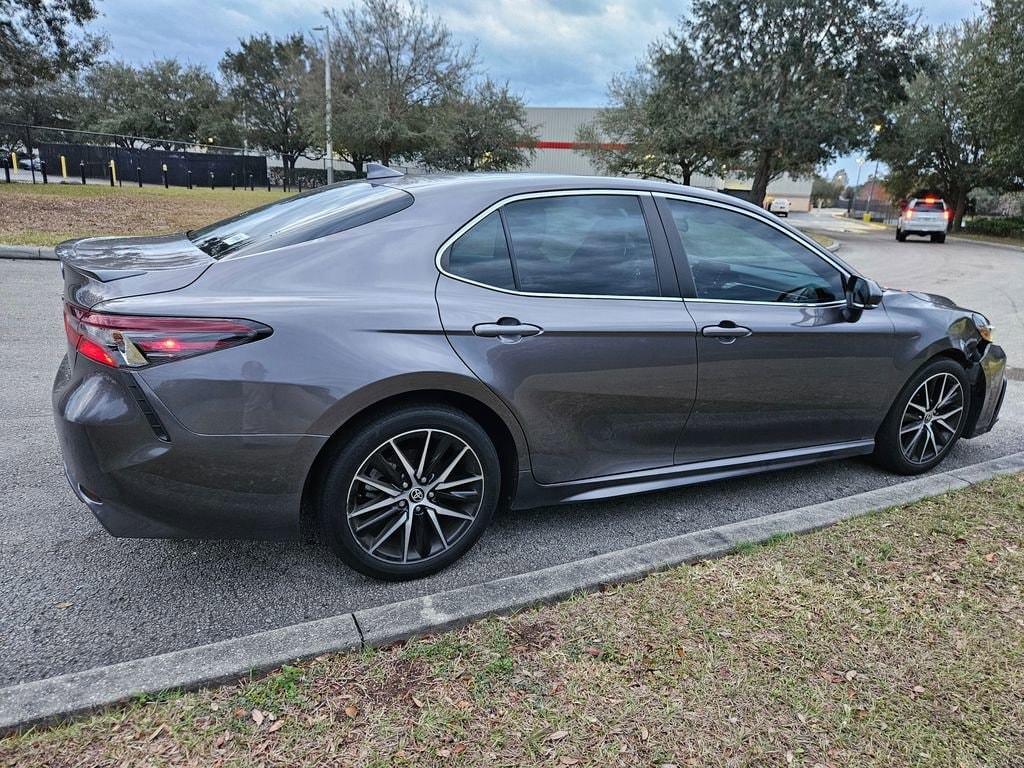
905 210 913 220
62 301 271 368
944 209 952 221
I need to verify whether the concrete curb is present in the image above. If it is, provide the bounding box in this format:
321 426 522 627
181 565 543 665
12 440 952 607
3 451 1023 734
0 244 56 260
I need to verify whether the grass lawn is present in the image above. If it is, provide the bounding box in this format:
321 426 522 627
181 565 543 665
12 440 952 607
0 182 293 247
3 475 1023 767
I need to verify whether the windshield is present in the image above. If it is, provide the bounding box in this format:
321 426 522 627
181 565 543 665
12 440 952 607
188 180 414 259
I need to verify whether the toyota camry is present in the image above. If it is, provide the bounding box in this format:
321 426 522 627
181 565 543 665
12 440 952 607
53 167 1007 580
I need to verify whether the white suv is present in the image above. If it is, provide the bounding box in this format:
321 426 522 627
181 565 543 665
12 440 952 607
897 197 949 243
768 197 791 217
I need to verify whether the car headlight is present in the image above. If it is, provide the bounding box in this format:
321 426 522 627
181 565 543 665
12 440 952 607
972 312 994 342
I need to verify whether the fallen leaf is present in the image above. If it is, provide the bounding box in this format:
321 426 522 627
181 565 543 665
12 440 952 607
547 730 569 742
55 602 73 609
251 709 265 727
560 758 580 765
984 552 998 563
344 705 359 719
411 696 424 708
147 724 167 742
785 751 795 765
913 685 926 694
585 647 601 657
640 726 649 741
268 720 284 733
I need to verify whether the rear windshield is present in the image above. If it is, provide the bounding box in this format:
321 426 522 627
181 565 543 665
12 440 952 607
913 200 946 212
188 181 413 259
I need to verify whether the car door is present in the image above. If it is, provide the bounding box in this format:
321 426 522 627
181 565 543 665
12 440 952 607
655 195 896 464
435 191 698 485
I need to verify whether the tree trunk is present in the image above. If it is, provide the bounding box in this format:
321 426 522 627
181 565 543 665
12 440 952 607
351 158 364 178
952 188 968 231
681 167 692 186
749 150 774 208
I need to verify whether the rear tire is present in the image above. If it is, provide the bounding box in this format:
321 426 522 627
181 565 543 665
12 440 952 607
873 359 970 475
318 406 501 581
931 233 946 243
896 228 907 242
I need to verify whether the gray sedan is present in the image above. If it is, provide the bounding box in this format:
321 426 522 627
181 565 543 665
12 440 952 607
52 169 1007 580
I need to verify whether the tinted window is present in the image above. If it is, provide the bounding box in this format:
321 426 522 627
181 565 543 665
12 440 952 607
188 181 413 259
502 195 660 296
666 199 844 303
444 211 515 289
912 199 946 212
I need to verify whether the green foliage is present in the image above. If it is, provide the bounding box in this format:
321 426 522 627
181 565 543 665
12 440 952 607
80 60 231 149
811 174 844 207
874 20 1008 225
0 0 105 90
323 0 475 167
961 217 1024 239
686 0 923 204
221 33 315 168
417 79 537 172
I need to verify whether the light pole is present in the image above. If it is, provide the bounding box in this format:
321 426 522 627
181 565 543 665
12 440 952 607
862 124 883 222
849 156 865 217
313 21 333 185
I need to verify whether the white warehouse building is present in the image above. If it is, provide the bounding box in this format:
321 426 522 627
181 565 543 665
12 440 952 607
522 107 813 211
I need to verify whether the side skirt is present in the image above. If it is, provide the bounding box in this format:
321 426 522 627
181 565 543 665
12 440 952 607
511 440 876 510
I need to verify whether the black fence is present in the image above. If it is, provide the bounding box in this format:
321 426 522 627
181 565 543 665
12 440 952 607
37 142 269 188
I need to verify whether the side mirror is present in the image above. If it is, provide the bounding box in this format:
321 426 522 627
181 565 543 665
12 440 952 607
844 275 883 320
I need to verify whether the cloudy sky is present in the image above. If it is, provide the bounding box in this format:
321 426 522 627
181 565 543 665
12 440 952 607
93 0 983 179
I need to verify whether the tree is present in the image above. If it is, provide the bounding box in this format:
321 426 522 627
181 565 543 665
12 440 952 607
80 60 229 149
810 174 843 207
326 0 475 166
967 0 1023 185
0 0 104 90
221 34 316 172
577 39 732 185
418 79 537 172
0 73 86 152
874 24 997 227
686 0 922 205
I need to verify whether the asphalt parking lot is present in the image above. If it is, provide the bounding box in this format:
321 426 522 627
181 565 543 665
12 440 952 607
1 224 1021 688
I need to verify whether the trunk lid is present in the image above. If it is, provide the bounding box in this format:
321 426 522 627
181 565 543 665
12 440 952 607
57 234 215 308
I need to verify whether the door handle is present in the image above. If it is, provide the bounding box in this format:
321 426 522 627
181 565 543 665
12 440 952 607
473 319 543 340
701 323 752 340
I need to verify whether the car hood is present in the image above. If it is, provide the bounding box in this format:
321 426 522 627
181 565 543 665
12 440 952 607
882 288 961 312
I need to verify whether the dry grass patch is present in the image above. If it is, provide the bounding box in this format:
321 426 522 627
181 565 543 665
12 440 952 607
0 183 293 246
3 475 1023 767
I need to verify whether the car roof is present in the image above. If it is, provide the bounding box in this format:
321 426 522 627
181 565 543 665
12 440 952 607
379 172 771 217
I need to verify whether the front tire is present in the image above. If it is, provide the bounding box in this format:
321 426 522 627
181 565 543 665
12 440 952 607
873 359 970 474
319 406 502 580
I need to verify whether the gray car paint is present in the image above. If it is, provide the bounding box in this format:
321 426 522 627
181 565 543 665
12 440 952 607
52 173 1007 541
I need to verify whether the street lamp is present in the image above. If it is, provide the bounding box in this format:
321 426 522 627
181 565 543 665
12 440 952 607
849 155 865 217
862 124 883 222
313 19 333 185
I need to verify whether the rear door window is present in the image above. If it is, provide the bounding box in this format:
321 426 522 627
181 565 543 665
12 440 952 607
188 181 413 259
501 195 660 297
913 200 946 212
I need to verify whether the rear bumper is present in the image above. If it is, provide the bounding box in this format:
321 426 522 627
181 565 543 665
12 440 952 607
964 343 1007 438
900 221 946 234
52 354 326 540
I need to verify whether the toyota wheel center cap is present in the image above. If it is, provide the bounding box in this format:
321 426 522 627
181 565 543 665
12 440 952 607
409 488 425 502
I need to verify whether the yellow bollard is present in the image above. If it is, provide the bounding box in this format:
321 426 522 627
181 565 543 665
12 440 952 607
109 159 117 186
10 151 16 170
862 212 872 223
60 155 68 179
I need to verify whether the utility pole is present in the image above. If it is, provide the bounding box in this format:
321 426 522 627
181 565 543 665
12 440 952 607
862 124 883 222
314 19 333 185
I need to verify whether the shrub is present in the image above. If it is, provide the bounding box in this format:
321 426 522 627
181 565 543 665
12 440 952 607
962 216 1024 239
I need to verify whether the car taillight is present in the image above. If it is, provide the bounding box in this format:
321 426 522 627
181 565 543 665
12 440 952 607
63 301 271 368
905 210 913 220
944 209 952 221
